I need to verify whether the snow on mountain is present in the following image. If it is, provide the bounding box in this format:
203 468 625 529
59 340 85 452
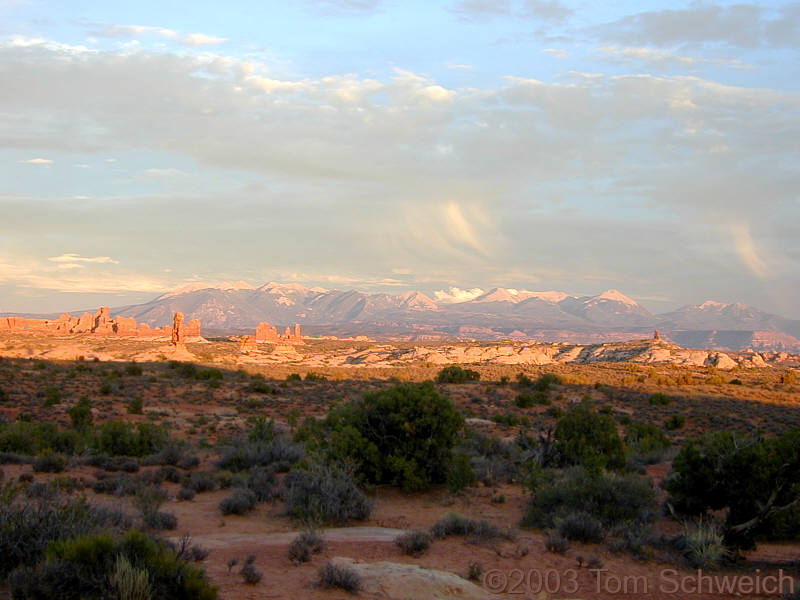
158 280 256 299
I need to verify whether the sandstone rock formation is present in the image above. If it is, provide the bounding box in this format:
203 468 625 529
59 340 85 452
253 321 302 344
329 557 498 600
171 312 186 345
0 307 198 340
239 335 258 353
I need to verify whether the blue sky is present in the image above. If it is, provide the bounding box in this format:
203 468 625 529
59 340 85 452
1 0 799 316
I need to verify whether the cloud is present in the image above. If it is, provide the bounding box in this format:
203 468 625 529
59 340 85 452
730 223 770 278
596 45 754 70
19 157 53 165
541 48 569 58
143 168 187 177
445 61 474 70
48 253 119 265
0 254 164 294
434 286 485 303
181 33 227 46
303 0 383 16
87 24 226 47
0 37 798 314
452 0 570 22
597 3 800 48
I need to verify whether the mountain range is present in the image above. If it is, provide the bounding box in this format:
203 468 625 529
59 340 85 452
102 282 800 352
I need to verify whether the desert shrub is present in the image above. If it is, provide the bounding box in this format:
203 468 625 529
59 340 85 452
42 386 61 407
7 529 217 600
217 436 304 472
666 428 800 550
296 382 464 491
430 512 510 542
456 429 522 486
127 398 143 415
286 373 302 382
68 397 93 431
0 493 131 578
142 510 177 530
555 402 626 471
32 453 67 473
446 454 477 494
544 530 570 553
182 472 217 493
219 489 258 515
284 462 370 525
395 530 432 555
94 422 168 458
317 562 361 592
288 530 325 563
523 467 656 531
675 519 728 568
436 366 480 383
92 475 145 497
556 511 605 543
515 391 550 408
468 561 483 580
304 372 327 382
195 368 223 382
239 555 262 584
491 412 530 427
241 467 280 501
649 392 672 406
248 380 275 394
0 421 84 455
519 372 563 391
665 414 686 430
124 363 143 376
176 487 195 501
625 423 671 464
0 388 7 403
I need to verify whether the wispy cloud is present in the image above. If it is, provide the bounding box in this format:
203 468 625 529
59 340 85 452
88 24 227 46
48 253 119 265
730 223 770 279
541 48 569 58
19 157 53 165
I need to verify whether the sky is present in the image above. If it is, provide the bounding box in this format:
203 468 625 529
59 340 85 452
1 0 799 317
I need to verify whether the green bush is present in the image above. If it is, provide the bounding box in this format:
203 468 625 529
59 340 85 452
394 530 432 555
556 511 605 543
0 421 84 456
515 391 550 408
555 402 626 471
430 512 511 542
665 414 686 430
304 372 327 382
43 386 62 407
124 363 143 376
0 493 131 578
7 529 217 599
286 373 302 382
68 397 93 432
436 366 480 383
625 423 671 463
219 489 257 515
518 372 563 391
665 428 800 550
284 462 370 526
288 530 324 563
318 562 361 592
126 398 144 415
94 422 168 458
649 392 672 406
296 382 464 491
523 467 656 531
446 454 477 495
217 437 304 472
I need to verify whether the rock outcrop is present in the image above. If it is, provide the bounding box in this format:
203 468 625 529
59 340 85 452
254 321 302 344
0 307 200 340
329 557 499 600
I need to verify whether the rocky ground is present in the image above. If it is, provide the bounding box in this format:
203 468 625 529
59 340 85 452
0 332 798 599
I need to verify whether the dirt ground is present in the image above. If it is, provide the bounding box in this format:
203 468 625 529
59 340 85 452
0 333 799 599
